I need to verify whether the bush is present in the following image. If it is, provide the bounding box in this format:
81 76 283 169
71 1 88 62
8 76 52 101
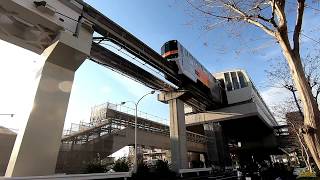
132 161 150 180
85 162 105 173
113 157 129 172
155 160 170 174
132 160 177 180
154 160 176 179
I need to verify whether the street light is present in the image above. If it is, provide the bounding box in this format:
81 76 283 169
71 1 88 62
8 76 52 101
121 90 155 172
0 114 14 117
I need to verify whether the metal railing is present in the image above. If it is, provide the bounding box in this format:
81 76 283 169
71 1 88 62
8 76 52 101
90 102 169 125
62 106 207 145
2 172 131 180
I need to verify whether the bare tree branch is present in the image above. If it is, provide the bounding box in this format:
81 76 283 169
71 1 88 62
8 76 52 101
293 0 306 55
274 0 287 29
186 0 237 20
224 3 276 37
287 119 311 170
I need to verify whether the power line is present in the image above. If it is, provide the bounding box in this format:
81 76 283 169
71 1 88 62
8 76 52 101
97 42 166 79
89 57 158 90
301 33 320 45
287 1 320 12
305 4 320 12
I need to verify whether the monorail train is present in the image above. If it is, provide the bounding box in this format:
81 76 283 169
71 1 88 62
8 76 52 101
161 40 225 104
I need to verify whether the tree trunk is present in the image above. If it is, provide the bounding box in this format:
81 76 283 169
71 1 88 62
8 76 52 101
291 90 304 118
277 32 320 170
288 120 311 170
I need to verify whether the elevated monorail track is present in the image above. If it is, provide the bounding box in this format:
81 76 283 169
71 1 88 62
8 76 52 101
90 43 216 111
76 0 179 83
73 0 221 111
90 42 174 91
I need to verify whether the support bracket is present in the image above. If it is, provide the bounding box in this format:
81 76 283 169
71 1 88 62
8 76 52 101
158 91 186 103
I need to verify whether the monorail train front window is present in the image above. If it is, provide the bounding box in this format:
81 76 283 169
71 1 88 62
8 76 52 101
161 40 178 59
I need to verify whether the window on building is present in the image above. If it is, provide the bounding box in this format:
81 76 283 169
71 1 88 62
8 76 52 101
231 72 239 90
237 71 248 88
224 73 233 91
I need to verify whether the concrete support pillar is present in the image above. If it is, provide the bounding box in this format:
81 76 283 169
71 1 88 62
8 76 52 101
158 91 188 171
204 122 231 168
204 122 220 166
168 98 188 171
5 25 92 176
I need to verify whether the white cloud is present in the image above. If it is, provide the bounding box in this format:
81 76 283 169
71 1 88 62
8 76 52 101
260 87 291 107
100 85 112 94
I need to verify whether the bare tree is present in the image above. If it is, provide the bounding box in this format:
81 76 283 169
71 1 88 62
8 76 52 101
288 119 312 170
186 0 320 169
266 55 319 170
266 54 320 117
273 103 311 170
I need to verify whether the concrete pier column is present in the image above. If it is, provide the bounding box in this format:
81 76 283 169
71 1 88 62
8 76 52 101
168 98 188 171
5 24 93 176
204 122 231 168
158 91 188 171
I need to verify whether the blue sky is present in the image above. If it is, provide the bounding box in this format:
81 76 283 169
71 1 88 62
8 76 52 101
0 0 319 130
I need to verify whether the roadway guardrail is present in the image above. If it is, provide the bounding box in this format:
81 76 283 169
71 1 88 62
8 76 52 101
178 167 212 178
1 172 131 180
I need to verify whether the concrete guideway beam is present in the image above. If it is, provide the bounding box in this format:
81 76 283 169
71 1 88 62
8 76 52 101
159 92 188 172
5 28 93 177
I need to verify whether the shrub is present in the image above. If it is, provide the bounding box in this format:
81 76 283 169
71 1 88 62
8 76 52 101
154 160 176 179
133 161 150 180
113 157 129 172
85 162 105 173
132 160 177 180
155 160 170 173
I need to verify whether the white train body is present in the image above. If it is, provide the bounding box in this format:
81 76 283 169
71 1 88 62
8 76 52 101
161 40 224 104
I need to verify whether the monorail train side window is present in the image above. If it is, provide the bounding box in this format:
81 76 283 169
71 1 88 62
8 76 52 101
224 73 233 91
231 72 240 90
237 71 248 88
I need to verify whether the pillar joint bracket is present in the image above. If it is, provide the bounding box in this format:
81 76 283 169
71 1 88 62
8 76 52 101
157 91 186 103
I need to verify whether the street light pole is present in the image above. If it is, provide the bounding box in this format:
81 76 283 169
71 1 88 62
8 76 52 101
134 103 138 171
121 90 155 172
0 114 14 117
